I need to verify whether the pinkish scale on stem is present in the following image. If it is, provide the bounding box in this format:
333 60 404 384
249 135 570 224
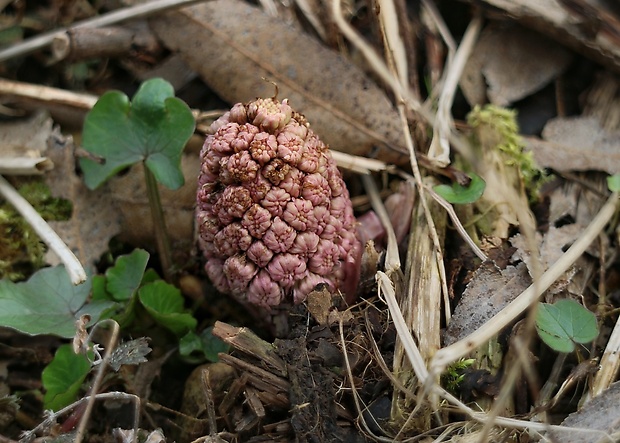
197 97 362 308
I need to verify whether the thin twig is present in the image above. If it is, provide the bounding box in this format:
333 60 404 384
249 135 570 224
0 174 86 284
0 77 98 110
75 320 123 443
0 0 205 63
21 392 139 442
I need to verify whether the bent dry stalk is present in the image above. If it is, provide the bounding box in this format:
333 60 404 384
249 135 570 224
196 97 362 308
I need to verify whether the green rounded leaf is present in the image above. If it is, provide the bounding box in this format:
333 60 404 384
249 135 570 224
105 249 150 301
434 173 486 204
138 281 197 336
536 299 599 353
80 78 195 190
607 174 620 192
42 344 92 411
179 328 230 363
0 267 112 338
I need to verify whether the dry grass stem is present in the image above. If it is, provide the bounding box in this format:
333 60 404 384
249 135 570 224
361 174 401 273
374 1 453 343
364 310 419 402
376 0 409 88
390 177 446 432
292 0 327 41
438 386 612 441
339 317 401 442
331 0 421 115
421 0 457 55
332 0 477 164
375 271 561 436
0 157 54 175
377 271 429 385
366 2 455 432
0 174 86 284
427 15 482 167
591 314 620 397
423 184 487 261
331 150 392 174
404 177 445 360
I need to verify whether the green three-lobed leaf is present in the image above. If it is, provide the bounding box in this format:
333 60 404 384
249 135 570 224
80 78 195 190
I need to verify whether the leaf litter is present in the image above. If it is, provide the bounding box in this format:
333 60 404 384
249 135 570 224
149 0 409 164
1 0 620 442
44 129 121 270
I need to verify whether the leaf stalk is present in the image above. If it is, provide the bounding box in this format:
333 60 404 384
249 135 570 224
144 166 173 282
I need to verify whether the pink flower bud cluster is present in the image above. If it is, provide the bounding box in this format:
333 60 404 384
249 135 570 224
197 98 362 308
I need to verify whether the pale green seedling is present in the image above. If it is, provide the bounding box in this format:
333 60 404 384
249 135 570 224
434 173 486 204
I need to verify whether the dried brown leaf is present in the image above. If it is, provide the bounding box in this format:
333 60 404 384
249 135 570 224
306 286 353 326
0 112 51 157
109 154 199 245
510 225 582 296
549 381 620 443
527 116 620 174
44 130 121 269
461 24 571 106
510 225 582 275
466 0 620 72
547 178 608 228
444 262 531 346
0 112 54 173
149 0 407 164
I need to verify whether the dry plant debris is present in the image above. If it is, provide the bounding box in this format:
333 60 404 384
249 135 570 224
461 24 572 107
149 0 409 165
2 0 620 442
